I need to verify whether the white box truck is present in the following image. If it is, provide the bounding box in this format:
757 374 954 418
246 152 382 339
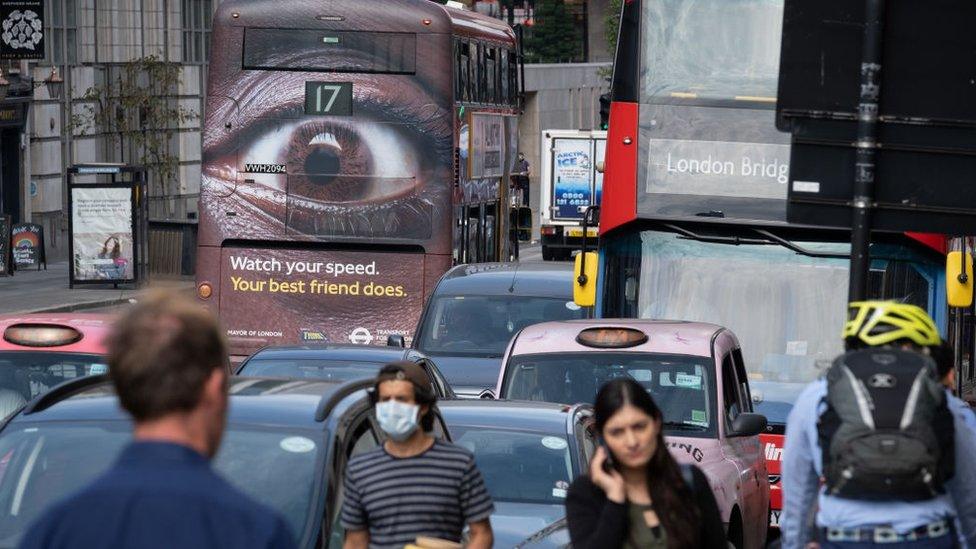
538 129 606 261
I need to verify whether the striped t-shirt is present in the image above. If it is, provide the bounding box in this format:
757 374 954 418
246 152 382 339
340 439 494 548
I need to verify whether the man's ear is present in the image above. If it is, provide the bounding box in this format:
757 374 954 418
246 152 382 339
204 368 228 406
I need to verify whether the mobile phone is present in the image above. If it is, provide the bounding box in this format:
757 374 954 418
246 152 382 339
598 437 617 473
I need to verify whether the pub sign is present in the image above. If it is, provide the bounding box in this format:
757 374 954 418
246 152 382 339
0 1 44 60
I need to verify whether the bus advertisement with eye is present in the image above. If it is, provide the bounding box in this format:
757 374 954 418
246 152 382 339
196 1 521 358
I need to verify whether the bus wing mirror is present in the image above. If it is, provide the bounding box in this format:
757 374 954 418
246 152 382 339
574 252 599 307
947 250 974 308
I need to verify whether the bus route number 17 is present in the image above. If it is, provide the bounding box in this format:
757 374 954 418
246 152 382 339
305 82 353 116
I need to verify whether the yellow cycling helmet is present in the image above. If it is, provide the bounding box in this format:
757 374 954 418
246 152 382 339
843 300 941 349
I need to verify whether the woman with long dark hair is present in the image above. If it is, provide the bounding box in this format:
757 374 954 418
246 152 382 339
566 379 726 549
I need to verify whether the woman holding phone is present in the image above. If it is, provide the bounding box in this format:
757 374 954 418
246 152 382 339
566 379 726 549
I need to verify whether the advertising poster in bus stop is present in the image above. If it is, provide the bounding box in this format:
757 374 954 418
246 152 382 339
552 139 593 219
219 248 425 354
70 187 133 281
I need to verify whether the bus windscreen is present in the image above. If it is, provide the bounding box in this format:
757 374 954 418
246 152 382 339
243 29 417 74
641 0 782 102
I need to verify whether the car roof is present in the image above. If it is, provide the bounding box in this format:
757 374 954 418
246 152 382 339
509 319 724 358
438 399 590 435
0 313 114 354
248 344 413 362
10 376 367 429
432 262 575 298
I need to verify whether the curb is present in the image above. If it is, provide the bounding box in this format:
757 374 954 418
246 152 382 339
12 297 138 315
5 284 195 316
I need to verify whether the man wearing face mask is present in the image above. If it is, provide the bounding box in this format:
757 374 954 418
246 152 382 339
19 292 295 549
342 361 494 549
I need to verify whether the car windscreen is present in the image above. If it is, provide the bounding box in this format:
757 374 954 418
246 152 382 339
0 422 323 546
503 353 716 436
0 352 107 417
417 296 586 358
239 358 383 382
451 426 573 505
750 381 807 426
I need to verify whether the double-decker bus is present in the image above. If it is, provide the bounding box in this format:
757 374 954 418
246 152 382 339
196 0 522 358
594 0 975 533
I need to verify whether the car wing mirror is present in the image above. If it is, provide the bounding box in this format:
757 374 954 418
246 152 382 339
386 335 406 348
730 412 767 438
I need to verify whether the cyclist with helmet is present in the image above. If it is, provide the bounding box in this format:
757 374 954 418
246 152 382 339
781 301 976 549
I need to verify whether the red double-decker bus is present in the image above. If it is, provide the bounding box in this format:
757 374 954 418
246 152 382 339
196 0 522 358
595 0 974 534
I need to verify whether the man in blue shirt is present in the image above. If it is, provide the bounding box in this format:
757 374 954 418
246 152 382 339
931 343 976 436
19 292 296 549
782 301 976 549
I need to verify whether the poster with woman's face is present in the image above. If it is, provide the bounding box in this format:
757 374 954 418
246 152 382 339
70 187 134 281
199 5 455 254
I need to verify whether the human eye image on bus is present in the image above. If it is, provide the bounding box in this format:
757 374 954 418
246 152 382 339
200 16 453 242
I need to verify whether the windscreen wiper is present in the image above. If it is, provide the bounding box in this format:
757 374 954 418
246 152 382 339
662 223 849 260
662 421 707 430
752 229 849 259
664 223 771 247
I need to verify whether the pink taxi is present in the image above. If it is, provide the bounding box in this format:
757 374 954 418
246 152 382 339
494 319 769 549
0 314 113 417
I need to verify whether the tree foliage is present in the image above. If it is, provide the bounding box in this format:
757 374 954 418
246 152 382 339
599 0 623 80
71 55 198 197
525 0 581 63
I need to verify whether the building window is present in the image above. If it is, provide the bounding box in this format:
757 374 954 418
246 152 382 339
182 0 213 64
46 0 77 65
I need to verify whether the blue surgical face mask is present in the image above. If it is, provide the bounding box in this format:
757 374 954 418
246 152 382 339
376 400 420 442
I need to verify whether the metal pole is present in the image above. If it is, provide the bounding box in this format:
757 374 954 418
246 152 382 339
848 0 885 302
956 306 964 396
506 0 515 26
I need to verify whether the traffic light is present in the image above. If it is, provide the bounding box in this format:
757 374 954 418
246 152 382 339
598 92 610 131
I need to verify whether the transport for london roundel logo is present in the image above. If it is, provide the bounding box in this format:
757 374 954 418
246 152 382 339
348 327 374 345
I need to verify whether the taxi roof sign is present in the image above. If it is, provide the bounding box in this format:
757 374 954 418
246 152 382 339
576 327 648 349
3 324 83 347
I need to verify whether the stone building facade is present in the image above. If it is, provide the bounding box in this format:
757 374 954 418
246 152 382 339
1 0 213 262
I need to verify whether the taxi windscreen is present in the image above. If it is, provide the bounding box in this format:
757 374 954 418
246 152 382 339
0 352 107 417
503 353 716 436
0 423 322 546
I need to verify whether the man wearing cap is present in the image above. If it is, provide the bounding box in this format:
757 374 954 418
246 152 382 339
341 361 494 549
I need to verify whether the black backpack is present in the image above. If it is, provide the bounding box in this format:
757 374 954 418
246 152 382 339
818 348 955 501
